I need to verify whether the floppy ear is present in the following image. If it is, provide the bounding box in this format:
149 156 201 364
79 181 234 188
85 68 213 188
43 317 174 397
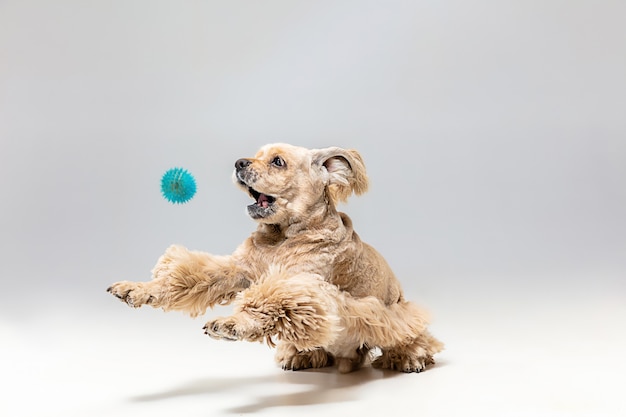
312 147 369 203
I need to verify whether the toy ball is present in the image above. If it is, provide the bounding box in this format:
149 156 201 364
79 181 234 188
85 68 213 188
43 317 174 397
161 167 197 204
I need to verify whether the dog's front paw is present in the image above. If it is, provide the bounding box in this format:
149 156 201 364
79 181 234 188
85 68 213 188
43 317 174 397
276 344 334 371
107 281 157 308
203 317 241 341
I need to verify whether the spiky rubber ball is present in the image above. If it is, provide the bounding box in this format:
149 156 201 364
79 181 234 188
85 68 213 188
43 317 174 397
161 167 196 204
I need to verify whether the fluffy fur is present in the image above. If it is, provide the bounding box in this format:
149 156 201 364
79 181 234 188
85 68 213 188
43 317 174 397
108 143 443 373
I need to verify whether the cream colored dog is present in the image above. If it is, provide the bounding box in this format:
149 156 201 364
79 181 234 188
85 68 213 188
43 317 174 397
108 143 443 373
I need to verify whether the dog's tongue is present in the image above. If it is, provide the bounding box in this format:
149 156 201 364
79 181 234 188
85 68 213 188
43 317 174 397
257 193 270 208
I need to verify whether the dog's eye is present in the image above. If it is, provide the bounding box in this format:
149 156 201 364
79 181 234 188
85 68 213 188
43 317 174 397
271 156 285 168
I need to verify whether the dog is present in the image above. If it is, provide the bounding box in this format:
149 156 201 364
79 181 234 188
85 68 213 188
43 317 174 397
107 143 443 373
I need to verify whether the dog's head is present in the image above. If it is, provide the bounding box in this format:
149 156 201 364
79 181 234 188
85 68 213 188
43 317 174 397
233 143 368 224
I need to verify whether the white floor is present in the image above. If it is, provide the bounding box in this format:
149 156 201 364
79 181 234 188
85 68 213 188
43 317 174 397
2 278 625 417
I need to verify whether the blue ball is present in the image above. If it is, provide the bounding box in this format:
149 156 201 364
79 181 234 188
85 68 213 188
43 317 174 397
161 168 196 204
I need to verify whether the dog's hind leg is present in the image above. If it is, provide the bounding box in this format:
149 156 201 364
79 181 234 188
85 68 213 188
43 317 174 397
336 297 443 373
107 245 250 317
349 299 443 373
372 330 443 373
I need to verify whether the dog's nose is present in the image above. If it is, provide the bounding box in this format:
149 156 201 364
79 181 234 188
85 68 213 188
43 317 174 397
235 158 251 171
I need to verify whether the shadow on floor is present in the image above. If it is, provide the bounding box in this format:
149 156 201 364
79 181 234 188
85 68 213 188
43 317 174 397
131 363 441 414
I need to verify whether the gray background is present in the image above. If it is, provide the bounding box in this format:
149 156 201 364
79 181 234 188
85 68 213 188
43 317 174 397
1 0 624 311
1 2 625 415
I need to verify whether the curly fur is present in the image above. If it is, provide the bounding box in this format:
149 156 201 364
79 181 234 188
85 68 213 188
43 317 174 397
108 143 443 373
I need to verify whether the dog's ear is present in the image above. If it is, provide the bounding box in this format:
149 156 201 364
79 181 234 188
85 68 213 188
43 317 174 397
312 147 369 203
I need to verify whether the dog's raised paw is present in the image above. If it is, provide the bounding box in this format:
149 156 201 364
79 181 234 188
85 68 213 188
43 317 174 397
107 281 155 308
203 318 240 341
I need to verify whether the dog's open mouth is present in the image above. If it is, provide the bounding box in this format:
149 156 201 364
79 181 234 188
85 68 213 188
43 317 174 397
246 186 276 219
249 187 276 208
